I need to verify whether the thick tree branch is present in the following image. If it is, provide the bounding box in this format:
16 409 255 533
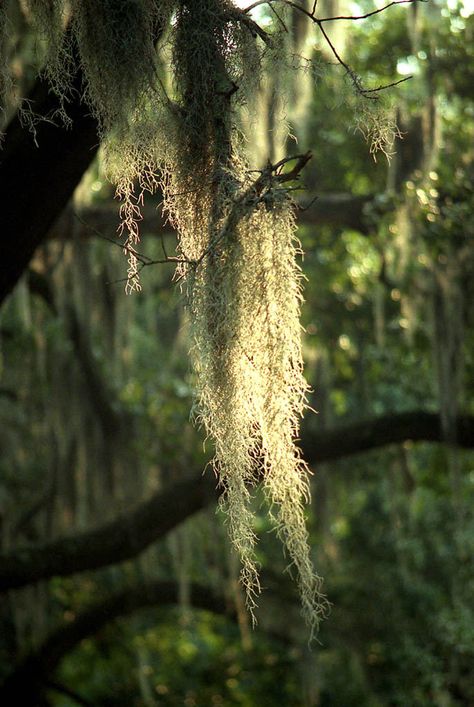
0 411 473 594
301 410 474 463
0 71 100 305
0 581 234 703
0 475 218 593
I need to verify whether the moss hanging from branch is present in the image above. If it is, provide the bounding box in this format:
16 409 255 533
1 0 333 633
162 0 327 632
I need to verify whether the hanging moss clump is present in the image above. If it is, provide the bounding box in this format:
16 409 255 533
1 0 328 634
163 0 327 632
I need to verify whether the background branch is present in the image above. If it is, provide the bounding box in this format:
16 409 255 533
0 581 235 704
0 410 472 593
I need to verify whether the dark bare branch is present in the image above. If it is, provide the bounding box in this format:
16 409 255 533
0 68 99 305
0 411 473 594
0 581 234 704
318 0 427 23
0 475 217 593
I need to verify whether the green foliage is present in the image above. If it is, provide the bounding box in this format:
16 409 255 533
59 611 304 706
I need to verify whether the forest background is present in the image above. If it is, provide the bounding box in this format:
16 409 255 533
0 0 473 705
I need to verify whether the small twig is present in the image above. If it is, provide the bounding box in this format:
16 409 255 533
298 195 318 212
73 211 192 292
193 152 312 269
244 0 273 13
245 0 425 18
107 254 192 287
318 0 427 23
160 231 168 260
73 211 153 264
273 151 313 183
243 0 422 98
217 80 239 98
315 19 369 96
230 9 271 44
360 75 413 94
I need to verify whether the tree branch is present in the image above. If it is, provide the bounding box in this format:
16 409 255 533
301 410 474 464
0 69 99 305
0 475 218 593
244 0 423 97
0 411 473 594
0 581 234 703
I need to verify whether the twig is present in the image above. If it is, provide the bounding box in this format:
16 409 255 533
230 8 271 44
268 151 312 184
318 0 427 23
243 0 423 98
160 230 169 260
73 210 154 263
269 4 288 33
297 195 319 212
192 152 312 269
316 20 368 95
360 75 413 94
73 210 192 291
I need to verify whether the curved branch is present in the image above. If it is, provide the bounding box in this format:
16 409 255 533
0 581 234 703
301 410 474 463
0 411 472 593
0 475 218 593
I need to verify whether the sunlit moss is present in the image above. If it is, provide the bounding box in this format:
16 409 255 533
1 0 327 634
353 96 402 161
157 0 326 633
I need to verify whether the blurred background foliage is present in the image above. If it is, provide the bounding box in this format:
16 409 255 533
0 0 473 705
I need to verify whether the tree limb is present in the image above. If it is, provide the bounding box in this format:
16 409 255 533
301 410 474 463
0 411 473 594
0 475 218 593
0 70 100 305
0 581 234 704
